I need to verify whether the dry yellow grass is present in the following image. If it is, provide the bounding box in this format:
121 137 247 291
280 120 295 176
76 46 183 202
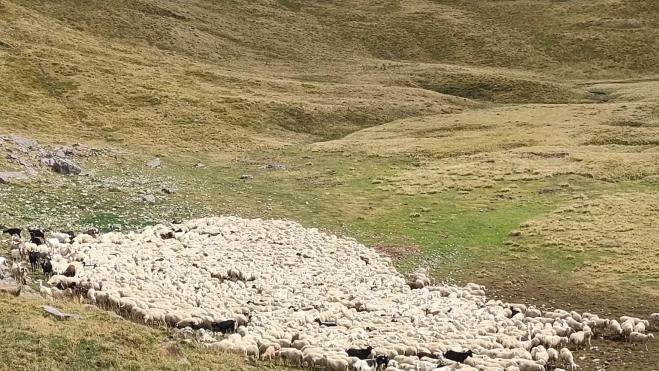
1 0 659 154
513 192 659 294
314 82 659 194
0 294 259 371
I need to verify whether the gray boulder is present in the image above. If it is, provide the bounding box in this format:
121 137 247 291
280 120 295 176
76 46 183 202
41 305 84 321
0 171 28 184
142 194 156 203
51 157 82 175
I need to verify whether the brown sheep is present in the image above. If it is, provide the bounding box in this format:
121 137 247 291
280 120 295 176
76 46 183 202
63 264 76 277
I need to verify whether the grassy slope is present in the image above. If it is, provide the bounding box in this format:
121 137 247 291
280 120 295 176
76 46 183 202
2 0 659 370
3 0 658 150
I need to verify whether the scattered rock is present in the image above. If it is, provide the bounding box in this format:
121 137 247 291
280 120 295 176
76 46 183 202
51 157 82 175
147 158 161 168
178 357 191 366
40 158 55 167
240 174 253 180
162 187 177 194
264 163 286 170
19 284 40 299
0 171 28 184
142 194 156 203
41 305 84 320
55 146 74 158
0 283 22 296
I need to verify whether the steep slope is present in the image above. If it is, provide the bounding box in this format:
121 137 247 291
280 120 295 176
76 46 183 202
1 0 658 152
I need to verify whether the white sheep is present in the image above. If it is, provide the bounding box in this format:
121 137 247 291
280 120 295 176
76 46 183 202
28 215 644 371
568 331 591 351
559 347 578 371
650 313 659 327
628 332 654 351
634 321 646 334
621 319 636 340
608 320 623 339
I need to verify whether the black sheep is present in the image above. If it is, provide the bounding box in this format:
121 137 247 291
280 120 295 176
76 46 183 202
60 230 75 240
365 356 389 370
211 319 236 334
346 346 373 360
443 350 473 364
313 318 337 327
160 231 175 239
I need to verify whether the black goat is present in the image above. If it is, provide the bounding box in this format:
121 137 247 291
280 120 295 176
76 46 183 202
28 251 48 272
443 350 473 364
29 228 45 239
211 319 236 334
2 228 22 237
416 351 439 359
346 346 373 360
510 307 521 317
42 260 53 279
29 228 46 245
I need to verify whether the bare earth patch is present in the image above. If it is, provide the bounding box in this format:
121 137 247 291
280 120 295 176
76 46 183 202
372 243 422 262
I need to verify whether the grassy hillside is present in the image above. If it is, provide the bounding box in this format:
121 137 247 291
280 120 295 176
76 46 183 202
2 0 659 370
2 0 658 150
0 293 288 371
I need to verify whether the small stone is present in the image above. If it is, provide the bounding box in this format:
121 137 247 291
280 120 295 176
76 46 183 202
178 357 191 366
147 158 161 168
162 187 177 194
142 194 156 203
194 163 205 168
40 158 54 167
264 163 286 170
240 174 253 180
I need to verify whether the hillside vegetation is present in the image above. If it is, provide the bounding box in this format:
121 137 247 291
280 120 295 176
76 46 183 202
2 0 658 150
2 0 659 370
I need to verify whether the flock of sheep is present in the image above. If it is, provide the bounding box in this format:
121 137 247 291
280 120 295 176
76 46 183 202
2 216 658 371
